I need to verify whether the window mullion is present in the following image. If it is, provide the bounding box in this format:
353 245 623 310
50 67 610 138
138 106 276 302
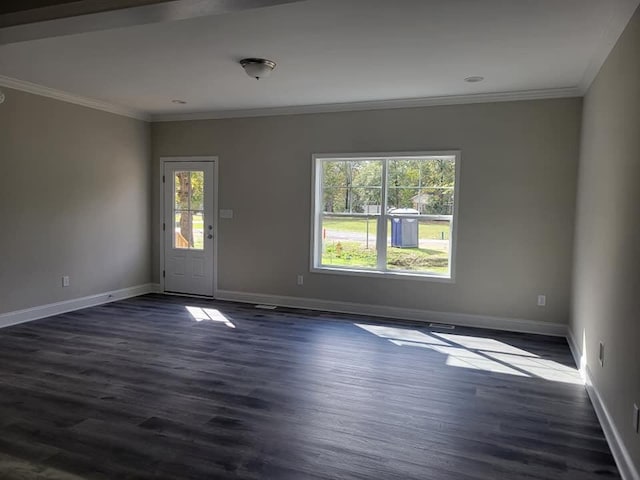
377 159 388 271
315 161 323 268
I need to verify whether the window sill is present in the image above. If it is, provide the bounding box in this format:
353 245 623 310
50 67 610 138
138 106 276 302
310 266 455 283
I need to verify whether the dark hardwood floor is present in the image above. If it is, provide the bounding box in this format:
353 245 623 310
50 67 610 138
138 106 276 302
0 294 619 479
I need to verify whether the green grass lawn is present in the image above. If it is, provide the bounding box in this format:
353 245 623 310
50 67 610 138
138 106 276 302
320 217 450 272
322 241 449 274
322 217 450 240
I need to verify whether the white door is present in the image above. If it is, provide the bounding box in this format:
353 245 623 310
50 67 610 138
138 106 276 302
163 161 215 296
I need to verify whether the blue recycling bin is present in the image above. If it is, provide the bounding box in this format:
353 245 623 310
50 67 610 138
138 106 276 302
390 209 419 248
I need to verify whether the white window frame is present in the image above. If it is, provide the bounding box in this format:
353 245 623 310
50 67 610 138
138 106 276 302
310 151 461 282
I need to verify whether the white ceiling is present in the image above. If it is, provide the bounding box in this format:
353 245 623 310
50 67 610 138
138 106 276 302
0 0 638 120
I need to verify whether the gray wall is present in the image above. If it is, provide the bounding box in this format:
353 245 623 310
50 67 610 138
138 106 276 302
571 5 640 470
152 98 581 324
0 88 151 314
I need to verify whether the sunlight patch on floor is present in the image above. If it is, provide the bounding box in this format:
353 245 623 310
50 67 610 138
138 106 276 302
389 339 529 377
482 351 581 384
355 324 583 384
186 306 235 328
431 332 536 357
356 324 448 344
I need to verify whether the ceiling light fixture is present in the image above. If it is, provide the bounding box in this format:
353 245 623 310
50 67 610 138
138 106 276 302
240 58 276 80
172 99 187 104
464 76 484 83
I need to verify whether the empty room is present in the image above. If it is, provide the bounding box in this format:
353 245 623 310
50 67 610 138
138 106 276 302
1 0 639 478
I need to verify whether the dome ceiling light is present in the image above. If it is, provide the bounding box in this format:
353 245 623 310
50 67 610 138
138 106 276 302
240 58 276 80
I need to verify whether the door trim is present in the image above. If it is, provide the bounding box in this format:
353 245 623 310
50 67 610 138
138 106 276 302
159 156 219 297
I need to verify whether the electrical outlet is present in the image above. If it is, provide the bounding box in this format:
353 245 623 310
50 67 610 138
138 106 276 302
633 404 639 434
598 342 605 367
62 275 70 287
296 274 304 286
537 295 546 307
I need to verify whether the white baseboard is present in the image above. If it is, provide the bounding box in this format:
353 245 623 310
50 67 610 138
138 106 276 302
567 328 637 479
0 283 156 329
214 289 568 337
584 366 639 480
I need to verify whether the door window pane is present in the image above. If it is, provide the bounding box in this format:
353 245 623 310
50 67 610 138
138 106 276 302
191 211 204 250
174 211 192 249
190 171 204 210
172 170 205 250
175 172 190 209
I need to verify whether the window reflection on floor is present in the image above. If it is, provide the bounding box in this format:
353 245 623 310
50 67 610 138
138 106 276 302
186 306 235 328
355 324 582 385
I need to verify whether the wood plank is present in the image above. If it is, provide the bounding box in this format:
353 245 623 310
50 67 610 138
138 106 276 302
0 294 619 479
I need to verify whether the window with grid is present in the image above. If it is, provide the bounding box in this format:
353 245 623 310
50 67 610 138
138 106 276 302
312 152 459 279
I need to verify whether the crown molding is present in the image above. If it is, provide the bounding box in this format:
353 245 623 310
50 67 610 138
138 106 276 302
0 76 581 124
0 74 149 121
151 87 582 122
